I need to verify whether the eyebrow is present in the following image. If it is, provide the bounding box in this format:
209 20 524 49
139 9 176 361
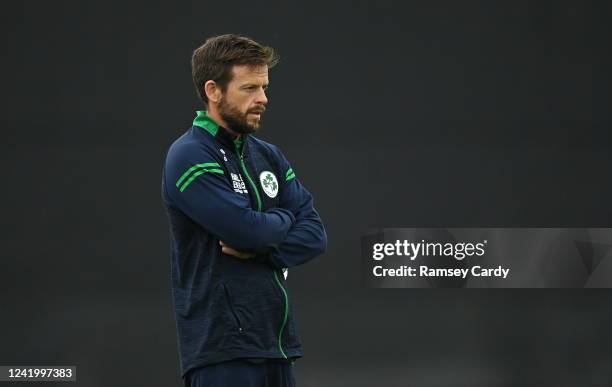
240 83 269 88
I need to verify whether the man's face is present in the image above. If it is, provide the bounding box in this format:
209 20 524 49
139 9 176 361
217 64 269 134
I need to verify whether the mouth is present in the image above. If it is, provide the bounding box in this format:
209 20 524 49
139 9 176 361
248 107 265 117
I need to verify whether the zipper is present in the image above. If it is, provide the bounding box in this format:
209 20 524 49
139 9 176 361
234 139 287 358
273 271 289 359
222 284 244 333
235 141 262 211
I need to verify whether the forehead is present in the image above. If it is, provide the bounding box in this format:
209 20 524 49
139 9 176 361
229 64 269 85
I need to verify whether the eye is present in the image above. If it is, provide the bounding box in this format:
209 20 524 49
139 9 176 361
244 85 268 92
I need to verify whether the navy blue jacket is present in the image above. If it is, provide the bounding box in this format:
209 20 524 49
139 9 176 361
161 111 327 377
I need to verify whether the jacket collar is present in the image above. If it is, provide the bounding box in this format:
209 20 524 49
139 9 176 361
193 110 247 153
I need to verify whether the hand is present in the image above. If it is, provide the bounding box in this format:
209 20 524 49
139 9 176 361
220 241 255 259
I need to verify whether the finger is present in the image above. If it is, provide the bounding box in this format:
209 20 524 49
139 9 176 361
222 246 250 259
222 246 239 255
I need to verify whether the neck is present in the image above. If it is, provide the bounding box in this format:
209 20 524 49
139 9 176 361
207 106 241 139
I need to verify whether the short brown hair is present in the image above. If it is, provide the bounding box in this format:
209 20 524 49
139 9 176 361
191 34 279 105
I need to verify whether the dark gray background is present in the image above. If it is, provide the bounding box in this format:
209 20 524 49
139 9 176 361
2 1 611 386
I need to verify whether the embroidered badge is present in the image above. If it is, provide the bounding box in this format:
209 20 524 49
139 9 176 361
259 171 279 198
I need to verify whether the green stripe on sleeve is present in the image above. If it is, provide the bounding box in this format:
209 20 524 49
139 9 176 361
178 168 224 192
176 162 221 188
285 167 296 181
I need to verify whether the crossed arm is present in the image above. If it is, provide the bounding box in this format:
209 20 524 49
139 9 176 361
165 143 326 267
221 167 327 269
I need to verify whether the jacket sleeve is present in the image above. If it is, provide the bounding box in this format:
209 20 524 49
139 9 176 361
265 147 327 269
163 142 295 253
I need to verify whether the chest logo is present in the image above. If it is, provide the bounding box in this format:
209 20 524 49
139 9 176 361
220 148 228 162
230 173 248 194
259 171 279 198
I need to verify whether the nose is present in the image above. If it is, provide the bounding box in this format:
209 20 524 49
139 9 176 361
255 88 268 105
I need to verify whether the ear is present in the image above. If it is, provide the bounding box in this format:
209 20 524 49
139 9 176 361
204 80 221 103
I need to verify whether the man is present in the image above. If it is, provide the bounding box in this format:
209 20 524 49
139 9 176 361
161 34 327 387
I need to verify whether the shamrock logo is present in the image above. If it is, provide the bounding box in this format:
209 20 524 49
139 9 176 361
259 171 279 199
